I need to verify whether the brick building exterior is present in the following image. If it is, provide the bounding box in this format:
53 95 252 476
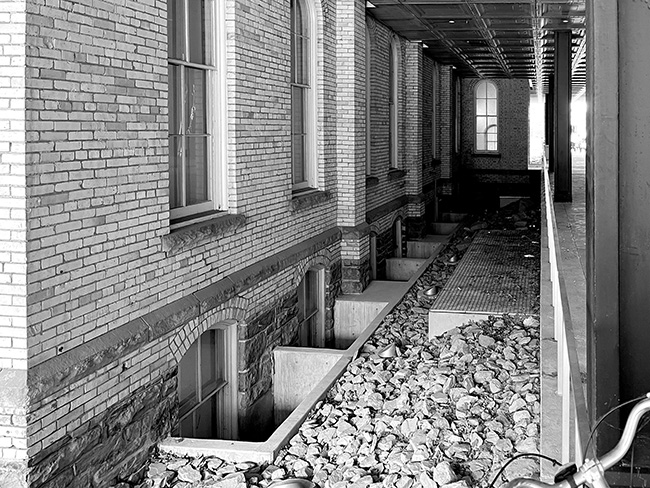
0 0 530 486
459 78 532 203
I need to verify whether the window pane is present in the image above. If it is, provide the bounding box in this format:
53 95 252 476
194 397 216 439
486 81 497 98
201 330 216 396
388 50 394 102
179 340 198 411
476 117 486 134
476 134 486 151
168 0 185 60
293 135 305 184
305 271 318 315
169 65 181 136
487 140 497 151
180 415 194 437
188 0 206 64
291 0 308 85
292 86 305 134
476 99 486 116
487 99 497 115
186 136 209 204
487 116 497 128
300 36 309 85
169 136 182 208
185 68 207 134
292 0 305 37
477 81 487 98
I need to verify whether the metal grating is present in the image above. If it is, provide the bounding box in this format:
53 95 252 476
432 230 538 315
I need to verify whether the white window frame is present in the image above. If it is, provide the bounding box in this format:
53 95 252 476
475 80 499 153
168 0 227 220
291 0 318 191
176 321 238 440
297 267 325 347
389 38 400 169
366 25 372 175
455 77 461 154
393 218 403 258
432 62 438 159
370 233 377 280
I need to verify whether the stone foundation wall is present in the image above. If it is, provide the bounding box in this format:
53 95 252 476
238 253 342 440
28 369 176 488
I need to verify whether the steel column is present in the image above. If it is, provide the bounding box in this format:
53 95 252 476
553 31 572 202
586 0 620 454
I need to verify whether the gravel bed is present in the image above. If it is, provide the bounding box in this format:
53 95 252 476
127 202 542 488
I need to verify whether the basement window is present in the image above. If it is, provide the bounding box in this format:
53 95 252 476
475 80 498 152
176 324 237 439
297 268 325 347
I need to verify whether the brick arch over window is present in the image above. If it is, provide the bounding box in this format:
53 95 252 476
170 297 248 440
292 250 332 287
171 296 249 364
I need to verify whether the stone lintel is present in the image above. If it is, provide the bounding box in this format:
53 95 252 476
339 222 371 240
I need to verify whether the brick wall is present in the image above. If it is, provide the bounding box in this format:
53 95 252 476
0 0 28 483
0 0 448 485
460 78 530 174
337 0 369 293
438 66 454 188
19 0 345 485
364 15 415 255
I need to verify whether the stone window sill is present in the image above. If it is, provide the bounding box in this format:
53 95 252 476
366 175 379 188
387 168 406 181
291 188 331 211
163 211 247 255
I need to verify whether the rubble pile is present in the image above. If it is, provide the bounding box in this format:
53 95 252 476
124 203 541 488
137 315 540 488
270 315 541 488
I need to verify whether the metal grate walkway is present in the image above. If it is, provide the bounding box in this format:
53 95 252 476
429 230 539 336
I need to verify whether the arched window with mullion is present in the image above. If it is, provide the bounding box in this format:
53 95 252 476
475 80 498 152
291 0 313 189
388 39 400 168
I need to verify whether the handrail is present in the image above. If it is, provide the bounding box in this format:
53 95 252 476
541 156 593 465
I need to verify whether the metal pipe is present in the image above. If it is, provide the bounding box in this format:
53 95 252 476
598 395 650 470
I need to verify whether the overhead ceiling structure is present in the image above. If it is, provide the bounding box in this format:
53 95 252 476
367 0 586 98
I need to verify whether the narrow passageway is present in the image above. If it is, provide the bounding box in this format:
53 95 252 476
135 203 542 488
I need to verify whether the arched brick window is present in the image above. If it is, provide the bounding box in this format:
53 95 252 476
475 80 498 152
389 38 400 168
291 0 318 190
168 0 227 218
